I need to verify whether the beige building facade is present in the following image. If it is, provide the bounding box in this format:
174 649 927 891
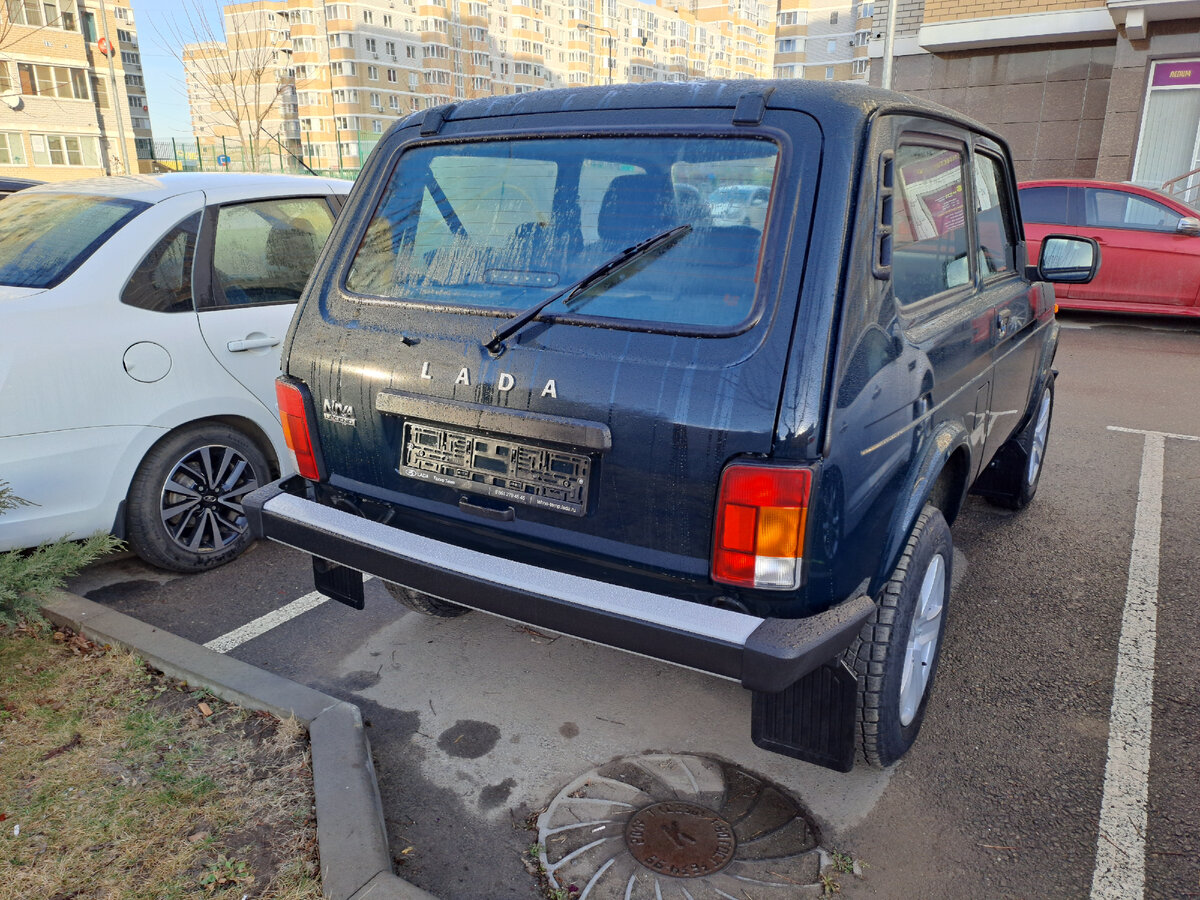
773 0 872 82
868 0 1200 194
187 0 791 173
0 0 154 181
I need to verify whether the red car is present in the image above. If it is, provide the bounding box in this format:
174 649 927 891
1018 179 1200 316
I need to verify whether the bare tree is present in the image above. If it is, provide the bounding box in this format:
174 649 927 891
152 0 288 170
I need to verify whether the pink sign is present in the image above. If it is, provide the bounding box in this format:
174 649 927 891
1152 61 1200 87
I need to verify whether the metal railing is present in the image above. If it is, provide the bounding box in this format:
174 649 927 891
1161 165 1200 206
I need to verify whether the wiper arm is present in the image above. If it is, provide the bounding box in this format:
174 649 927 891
484 223 691 355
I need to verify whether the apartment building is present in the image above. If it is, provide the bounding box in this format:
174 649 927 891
187 0 777 173
868 0 1200 189
773 1 872 82
0 0 154 181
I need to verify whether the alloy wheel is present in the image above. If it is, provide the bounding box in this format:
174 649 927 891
159 444 259 554
1026 389 1052 486
898 552 946 727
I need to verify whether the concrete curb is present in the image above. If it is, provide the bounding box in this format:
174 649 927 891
39 589 438 900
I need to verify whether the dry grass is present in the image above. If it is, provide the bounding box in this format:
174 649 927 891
0 624 321 899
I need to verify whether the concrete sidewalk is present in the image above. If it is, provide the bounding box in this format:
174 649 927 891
39 589 439 900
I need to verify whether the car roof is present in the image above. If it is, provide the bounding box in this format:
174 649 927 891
20 172 352 203
395 79 1000 146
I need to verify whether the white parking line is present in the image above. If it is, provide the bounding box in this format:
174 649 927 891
203 576 373 654
1090 427 1198 900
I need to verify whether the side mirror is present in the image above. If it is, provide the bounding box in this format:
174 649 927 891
1032 235 1100 284
1177 216 1200 236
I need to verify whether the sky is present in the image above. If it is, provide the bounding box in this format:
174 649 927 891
132 0 221 141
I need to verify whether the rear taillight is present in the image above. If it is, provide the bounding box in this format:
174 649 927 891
275 377 323 481
712 463 812 590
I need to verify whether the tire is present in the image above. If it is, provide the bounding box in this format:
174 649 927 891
384 581 470 618
982 376 1055 511
848 504 952 768
126 423 270 573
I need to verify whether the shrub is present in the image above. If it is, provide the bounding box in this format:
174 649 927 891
0 480 121 625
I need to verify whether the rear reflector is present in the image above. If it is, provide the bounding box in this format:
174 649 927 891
275 378 322 481
712 463 811 590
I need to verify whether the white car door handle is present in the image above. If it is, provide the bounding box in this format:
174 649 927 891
227 336 281 352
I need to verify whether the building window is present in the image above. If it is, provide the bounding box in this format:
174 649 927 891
365 38 377 53
387 68 397 83
29 133 101 167
825 66 834 79
17 63 91 100
370 91 381 108
363 9 373 23
120 50 140 66
0 132 24 165
372 119 383 133
830 11 838 24
385 40 395 56
384 13 393 27
827 39 836 52
388 95 399 109
367 65 378 80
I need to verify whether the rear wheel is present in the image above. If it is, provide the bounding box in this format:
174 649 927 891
384 581 470 618
126 423 269 573
848 504 952 768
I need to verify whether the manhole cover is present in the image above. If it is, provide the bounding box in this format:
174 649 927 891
625 801 736 877
537 753 828 898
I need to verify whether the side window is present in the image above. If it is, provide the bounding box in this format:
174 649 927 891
121 212 201 313
1085 188 1182 232
207 197 335 308
892 142 970 304
974 153 1016 278
1018 186 1070 225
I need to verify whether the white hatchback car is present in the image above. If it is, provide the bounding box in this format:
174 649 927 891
0 173 351 571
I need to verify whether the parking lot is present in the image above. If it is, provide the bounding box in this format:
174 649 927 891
66 312 1200 900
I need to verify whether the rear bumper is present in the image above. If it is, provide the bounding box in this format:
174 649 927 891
246 477 875 693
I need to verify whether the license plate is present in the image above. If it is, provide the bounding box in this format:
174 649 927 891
400 422 591 516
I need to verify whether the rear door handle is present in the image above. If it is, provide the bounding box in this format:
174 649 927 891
996 309 1012 336
227 336 281 352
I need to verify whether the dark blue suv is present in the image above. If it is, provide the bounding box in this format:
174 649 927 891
247 81 1097 771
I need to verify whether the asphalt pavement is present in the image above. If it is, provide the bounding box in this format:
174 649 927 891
67 311 1200 900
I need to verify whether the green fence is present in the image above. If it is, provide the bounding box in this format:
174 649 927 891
147 133 385 181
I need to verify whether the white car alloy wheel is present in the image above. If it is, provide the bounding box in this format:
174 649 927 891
1026 388 1052 487
160 443 260 554
898 551 946 727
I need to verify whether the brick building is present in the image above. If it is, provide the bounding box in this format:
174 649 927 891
0 1 155 181
868 0 1200 193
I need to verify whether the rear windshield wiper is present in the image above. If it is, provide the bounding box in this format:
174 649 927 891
484 223 691 355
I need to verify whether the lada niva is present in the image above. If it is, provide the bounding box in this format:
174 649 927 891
246 81 1097 770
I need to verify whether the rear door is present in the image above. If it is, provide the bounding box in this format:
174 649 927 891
287 109 823 600
195 193 338 417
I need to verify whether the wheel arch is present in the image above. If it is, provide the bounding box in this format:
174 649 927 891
118 414 284 535
875 422 971 591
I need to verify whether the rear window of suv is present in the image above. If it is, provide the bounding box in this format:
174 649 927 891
0 192 148 289
345 136 779 330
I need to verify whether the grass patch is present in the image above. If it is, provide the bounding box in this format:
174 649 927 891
0 624 321 898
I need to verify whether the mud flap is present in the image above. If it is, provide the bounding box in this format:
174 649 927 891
312 557 366 610
751 659 858 772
